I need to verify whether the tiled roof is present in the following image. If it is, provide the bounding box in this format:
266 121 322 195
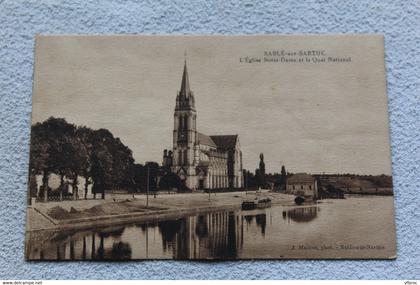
287 173 315 184
197 132 217 147
210 135 238 149
198 160 210 167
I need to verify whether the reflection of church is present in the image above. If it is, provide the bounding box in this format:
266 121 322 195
162 211 243 259
26 210 274 260
163 60 244 190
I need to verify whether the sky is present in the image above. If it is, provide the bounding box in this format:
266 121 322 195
31 35 393 175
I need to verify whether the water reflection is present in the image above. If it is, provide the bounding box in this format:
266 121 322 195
283 206 319 223
25 196 396 259
28 205 327 260
98 226 125 238
244 214 267 236
27 209 273 260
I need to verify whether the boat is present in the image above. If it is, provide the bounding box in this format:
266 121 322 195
241 201 256 210
242 198 272 210
256 198 271 209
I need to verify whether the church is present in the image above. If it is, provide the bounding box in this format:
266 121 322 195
162 60 244 190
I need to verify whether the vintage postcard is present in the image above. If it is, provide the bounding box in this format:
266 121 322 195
25 35 396 260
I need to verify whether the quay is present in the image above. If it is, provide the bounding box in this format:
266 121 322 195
26 191 296 232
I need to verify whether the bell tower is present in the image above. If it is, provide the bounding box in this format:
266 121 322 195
172 59 197 188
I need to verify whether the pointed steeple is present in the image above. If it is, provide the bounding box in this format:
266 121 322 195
175 55 195 110
180 59 190 98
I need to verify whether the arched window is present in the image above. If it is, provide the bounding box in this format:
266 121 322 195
183 150 188 165
178 150 183 165
179 115 183 130
184 115 188 130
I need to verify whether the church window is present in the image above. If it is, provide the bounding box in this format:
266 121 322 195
183 150 187 164
179 115 183 129
178 150 183 165
184 115 188 129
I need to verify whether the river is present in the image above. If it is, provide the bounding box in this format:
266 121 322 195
25 195 396 260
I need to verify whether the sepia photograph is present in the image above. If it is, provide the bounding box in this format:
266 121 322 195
25 35 396 260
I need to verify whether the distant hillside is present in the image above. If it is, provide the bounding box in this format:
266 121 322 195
314 174 393 195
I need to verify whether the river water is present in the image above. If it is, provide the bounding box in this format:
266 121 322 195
26 195 396 260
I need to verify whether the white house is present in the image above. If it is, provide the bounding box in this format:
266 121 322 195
286 173 318 199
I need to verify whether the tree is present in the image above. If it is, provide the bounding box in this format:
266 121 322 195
132 164 144 192
255 169 261 187
42 118 78 200
29 121 50 200
145 162 159 192
258 153 266 188
280 165 287 190
76 126 94 199
108 137 135 188
159 172 182 190
68 134 88 199
30 117 78 200
90 129 114 199
132 162 160 193
29 117 136 201
243 169 258 189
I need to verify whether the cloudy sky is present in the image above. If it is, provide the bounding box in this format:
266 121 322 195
32 35 392 175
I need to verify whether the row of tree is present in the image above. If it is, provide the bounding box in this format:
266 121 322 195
132 163 187 192
29 118 293 200
242 152 288 190
243 165 288 190
29 117 187 201
29 117 135 200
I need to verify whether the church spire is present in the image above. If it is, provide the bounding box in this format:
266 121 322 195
180 58 190 98
176 54 195 110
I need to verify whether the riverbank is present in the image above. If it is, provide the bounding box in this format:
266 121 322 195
26 190 296 232
26 195 396 260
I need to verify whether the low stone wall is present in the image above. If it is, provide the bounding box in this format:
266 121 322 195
27 203 241 232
